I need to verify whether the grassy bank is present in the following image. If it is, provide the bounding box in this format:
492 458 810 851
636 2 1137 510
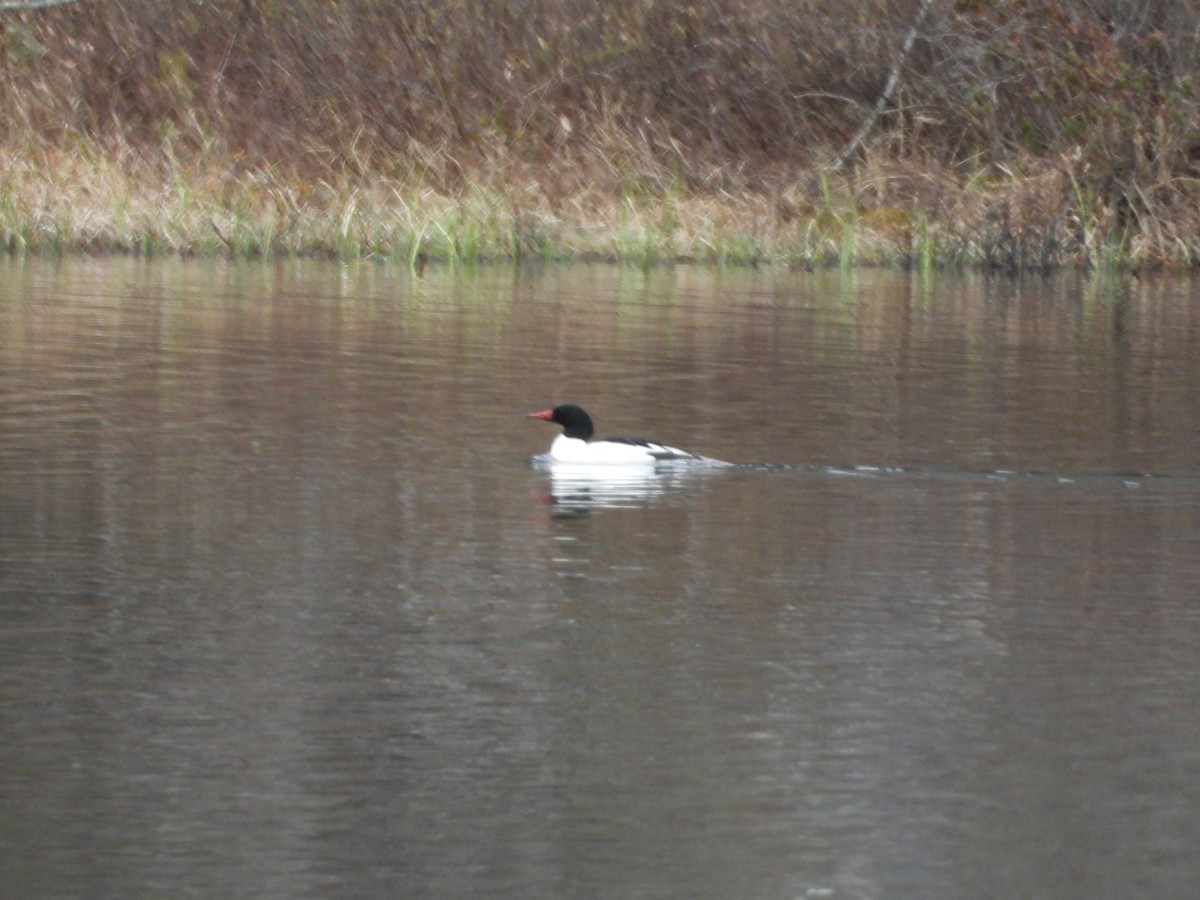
3 0 1200 270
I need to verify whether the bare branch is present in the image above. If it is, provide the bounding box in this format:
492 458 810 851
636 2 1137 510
0 0 83 8
830 0 937 171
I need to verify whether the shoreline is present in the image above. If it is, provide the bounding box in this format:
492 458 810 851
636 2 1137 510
4 3 1199 273
1 149 1190 273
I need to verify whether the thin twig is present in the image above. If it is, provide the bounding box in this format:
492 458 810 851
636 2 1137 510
0 0 82 9
830 0 937 171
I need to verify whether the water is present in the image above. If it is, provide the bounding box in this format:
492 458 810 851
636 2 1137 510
1 259 1198 898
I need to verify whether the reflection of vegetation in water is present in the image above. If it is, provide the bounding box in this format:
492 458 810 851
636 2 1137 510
2 1 1199 270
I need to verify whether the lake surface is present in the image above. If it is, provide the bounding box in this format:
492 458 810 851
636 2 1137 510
1 258 1198 898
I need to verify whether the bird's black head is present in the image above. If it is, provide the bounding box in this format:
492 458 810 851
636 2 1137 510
526 403 595 440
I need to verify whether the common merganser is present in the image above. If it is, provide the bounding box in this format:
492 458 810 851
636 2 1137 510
526 404 719 465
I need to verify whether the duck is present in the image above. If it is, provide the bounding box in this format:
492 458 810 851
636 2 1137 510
525 404 719 465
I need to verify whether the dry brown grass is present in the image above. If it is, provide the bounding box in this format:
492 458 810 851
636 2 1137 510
2 0 1199 267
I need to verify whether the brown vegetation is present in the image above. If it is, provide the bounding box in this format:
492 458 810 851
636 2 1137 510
2 0 1199 268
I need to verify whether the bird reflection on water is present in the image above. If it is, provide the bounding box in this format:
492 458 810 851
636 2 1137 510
529 456 725 516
